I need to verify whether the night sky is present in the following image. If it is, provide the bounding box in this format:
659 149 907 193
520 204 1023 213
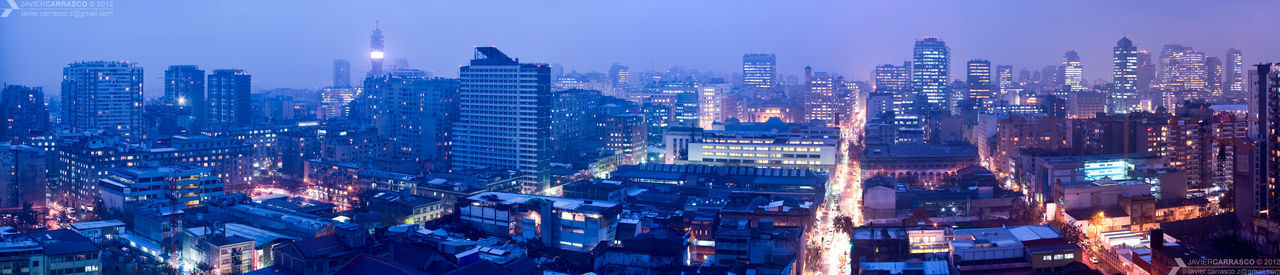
1 0 1275 97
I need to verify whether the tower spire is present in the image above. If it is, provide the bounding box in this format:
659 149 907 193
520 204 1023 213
370 22 385 76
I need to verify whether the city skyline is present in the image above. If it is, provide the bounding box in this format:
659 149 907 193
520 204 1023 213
2 0 1277 97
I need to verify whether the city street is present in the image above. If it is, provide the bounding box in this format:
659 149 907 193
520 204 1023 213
807 107 865 275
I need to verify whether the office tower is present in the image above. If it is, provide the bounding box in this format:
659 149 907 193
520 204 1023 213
1206 56 1224 96
609 63 631 91
1226 49 1245 96
1159 44 1208 92
370 24 385 76
452 47 552 194
1137 51 1157 110
1255 63 1280 222
996 65 1014 101
865 92 893 122
0 85 49 142
911 37 950 112
383 76 459 164
604 113 647 165
318 87 359 120
1112 37 1140 113
550 89 603 154
207 69 252 125
1062 50 1085 91
61 61 144 141
875 62 912 113
0 144 46 209
1040 65 1064 90
698 84 727 129
966 59 994 111
163 65 205 110
742 53 777 89
804 66 838 124
674 91 700 127
334 59 351 87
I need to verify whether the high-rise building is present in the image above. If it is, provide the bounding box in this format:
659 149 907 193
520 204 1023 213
452 47 552 194
1112 37 1140 113
61 61 144 141
384 76 459 164
966 59 994 111
603 112 647 166
996 65 1014 102
0 85 49 142
1137 51 1157 110
164 65 205 110
1159 44 1208 92
0 144 46 209
875 62 912 113
1226 49 1245 96
370 24 385 76
804 66 838 124
698 84 727 129
550 89 603 154
207 69 252 126
742 53 777 89
1206 56 1224 97
1250 63 1280 255
334 59 351 87
609 63 631 91
911 37 950 112
1254 63 1280 222
1062 50 1085 91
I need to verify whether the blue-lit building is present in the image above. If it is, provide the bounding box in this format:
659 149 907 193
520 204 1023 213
207 69 253 126
98 165 222 210
1112 37 1139 113
62 61 144 141
452 47 553 193
911 38 951 113
0 85 50 143
742 53 777 89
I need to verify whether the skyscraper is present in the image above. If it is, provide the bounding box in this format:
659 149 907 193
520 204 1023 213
966 59 993 111
164 65 205 110
996 65 1014 102
804 66 838 124
1254 63 1280 222
1112 37 1139 113
0 85 49 142
874 62 912 113
370 24 385 76
1206 56 1224 97
1159 44 1208 92
384 76 458 164
698 84 727 129
1062 50 1085 91
911 37 950 112
1226 49 1245 96
207 69 252 126
334 59 351 87
452 47 552 193
742 53 776 89
609 63 631 91
61 61 144 141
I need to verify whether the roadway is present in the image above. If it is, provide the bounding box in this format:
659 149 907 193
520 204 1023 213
806 106 866 275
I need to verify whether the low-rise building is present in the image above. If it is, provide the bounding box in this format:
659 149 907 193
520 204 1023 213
460 192 621 252
98 165 223 210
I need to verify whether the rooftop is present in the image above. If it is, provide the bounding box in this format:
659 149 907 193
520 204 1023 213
467 192 619 213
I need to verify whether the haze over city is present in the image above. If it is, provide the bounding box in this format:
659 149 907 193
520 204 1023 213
2 0 1277 97
2 1 1280 274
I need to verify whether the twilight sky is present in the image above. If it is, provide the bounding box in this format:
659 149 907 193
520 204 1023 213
1 0 1276 98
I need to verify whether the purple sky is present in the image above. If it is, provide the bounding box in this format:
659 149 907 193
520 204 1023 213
1 0 1276 98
